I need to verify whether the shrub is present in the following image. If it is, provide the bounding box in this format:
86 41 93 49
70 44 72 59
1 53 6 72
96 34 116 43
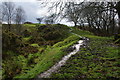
3 58 23 79
37 24 69 41
2 31 22 52
44 30 62 40
17 46 38 56
22 29 31 37
2 30 38 57
37 25 48 32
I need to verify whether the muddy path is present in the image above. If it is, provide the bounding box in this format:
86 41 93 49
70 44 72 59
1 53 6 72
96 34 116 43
37 34 89 78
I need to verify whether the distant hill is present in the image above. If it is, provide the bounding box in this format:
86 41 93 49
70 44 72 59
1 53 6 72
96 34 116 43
24 22 33 24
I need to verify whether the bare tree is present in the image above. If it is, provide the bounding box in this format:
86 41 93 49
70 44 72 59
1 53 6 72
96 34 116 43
77 2 118 36
15 6 26 34
115 1 120 34
44 18 53 24
40 1 72 22
44 13 57 24
44 19 50 24
15 6 26 24
2 2 16 31
115 1 120 19
41 1 119 36
36 17 43 24
63 2 81 27
48 13 57 24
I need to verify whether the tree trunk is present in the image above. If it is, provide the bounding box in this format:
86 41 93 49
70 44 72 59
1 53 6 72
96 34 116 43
8 24 11 31
115 1 120 34
74 22 77 27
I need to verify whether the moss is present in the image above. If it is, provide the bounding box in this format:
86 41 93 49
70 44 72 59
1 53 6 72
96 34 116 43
3 24 119 79
31 44 39 48
53 34 80 48
14 34 80 78
51 28 120 78
23 36 32 42
3 24 73 79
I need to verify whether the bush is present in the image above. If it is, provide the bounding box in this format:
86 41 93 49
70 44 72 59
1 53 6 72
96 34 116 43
29 36 44 44
37 25 48 32
2 30 38 57
2 31 22 52
37 24 69 41
27 24 70 46
38 40 58 46
44 30 62 40
22 29 31 37
17 46 38 56
3 58 23 79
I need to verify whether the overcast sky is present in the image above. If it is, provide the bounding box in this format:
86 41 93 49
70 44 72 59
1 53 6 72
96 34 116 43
14 1 74 26
14 2 51 23
2 0 118 26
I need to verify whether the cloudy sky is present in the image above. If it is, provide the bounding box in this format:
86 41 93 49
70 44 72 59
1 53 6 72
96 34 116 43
13 1 74 26
15 2 46 22
0 0 76 26
1 0 117 26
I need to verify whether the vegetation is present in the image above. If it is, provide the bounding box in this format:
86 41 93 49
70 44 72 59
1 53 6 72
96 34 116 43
51 27 120 78
14 34 80 78
2 24 81 79
41 2 120 36
2 2 26 31
1 1 120 79
2 24 119 79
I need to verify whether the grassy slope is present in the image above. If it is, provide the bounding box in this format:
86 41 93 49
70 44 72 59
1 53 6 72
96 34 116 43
3 24 119 79
51 27 120 78
14 34 80 78
3 24 81 79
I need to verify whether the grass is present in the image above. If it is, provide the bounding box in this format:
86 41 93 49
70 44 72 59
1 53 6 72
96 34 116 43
3 24 74 79
31 44 39 48
14 34 81 78
23 36 32 42
53 34 80 48
51 27 120 78
3 25 119 79
23 24 37 32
